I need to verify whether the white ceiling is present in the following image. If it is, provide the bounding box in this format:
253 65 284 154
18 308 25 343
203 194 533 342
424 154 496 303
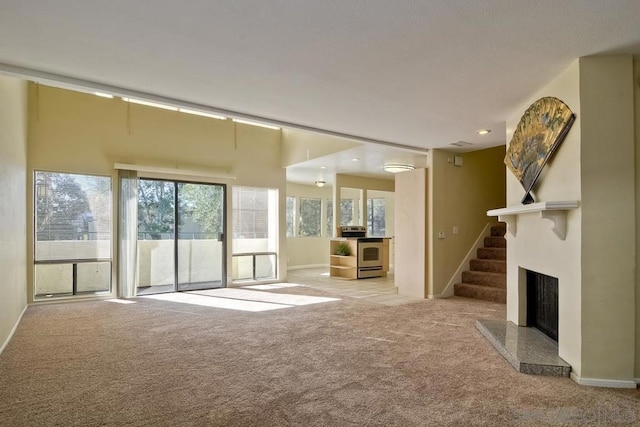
1 1 640 182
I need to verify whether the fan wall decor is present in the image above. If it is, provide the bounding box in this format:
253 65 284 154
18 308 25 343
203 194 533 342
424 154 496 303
505 97 575 204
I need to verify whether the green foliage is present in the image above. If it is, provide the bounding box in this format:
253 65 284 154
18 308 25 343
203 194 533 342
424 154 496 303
137 180 224 240
180 183 223 236
137 180 176 239
334 242 352 256
298 198 321 236
36 173 91 239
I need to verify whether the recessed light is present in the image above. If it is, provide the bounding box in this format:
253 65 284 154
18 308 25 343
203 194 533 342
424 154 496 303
476 129 491 135
320 166 327 170
351 158 360 162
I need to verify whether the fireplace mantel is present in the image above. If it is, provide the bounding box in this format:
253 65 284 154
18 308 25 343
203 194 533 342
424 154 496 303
487 201 580 240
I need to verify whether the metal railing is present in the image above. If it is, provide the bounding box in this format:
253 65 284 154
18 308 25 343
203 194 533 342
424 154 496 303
232 252 277 281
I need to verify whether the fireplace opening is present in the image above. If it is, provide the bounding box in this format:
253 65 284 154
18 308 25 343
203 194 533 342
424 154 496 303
526 270 559 342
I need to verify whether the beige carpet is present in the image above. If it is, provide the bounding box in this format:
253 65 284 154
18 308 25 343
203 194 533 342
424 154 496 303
0 285 637 426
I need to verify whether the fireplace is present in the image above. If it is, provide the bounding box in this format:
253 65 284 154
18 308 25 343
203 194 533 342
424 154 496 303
526 270 559 342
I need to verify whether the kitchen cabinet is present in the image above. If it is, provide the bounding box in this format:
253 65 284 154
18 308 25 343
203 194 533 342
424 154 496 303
329 239 358 279
329 238 390 279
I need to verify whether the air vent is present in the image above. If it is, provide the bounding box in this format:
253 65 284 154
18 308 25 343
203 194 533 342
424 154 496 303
449 141 473 147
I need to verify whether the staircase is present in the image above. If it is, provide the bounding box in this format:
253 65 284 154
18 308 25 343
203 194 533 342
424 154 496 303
454 224 506 303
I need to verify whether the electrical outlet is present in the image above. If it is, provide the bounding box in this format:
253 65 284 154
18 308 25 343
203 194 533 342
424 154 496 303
438 231 446 239
453 226 459 235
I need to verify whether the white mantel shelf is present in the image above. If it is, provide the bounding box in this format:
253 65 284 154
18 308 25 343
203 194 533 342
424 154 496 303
487 201 580 241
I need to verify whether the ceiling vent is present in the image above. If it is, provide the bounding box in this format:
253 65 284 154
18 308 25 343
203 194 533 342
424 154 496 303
449 141 473 148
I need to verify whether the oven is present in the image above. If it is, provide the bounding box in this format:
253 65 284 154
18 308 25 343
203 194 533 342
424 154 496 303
338 226 384 279
357 238 384 278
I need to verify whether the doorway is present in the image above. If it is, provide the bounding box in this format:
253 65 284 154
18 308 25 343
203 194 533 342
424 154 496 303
136 179 226 295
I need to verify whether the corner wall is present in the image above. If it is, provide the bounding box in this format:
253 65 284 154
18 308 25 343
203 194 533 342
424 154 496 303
0 75 28 351
579 56 636 381
505 56 637 384
395 168 428 297
428 146 506 297
634 58 640 380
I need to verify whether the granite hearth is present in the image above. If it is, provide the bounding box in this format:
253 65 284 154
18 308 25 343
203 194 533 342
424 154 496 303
476 319 571 377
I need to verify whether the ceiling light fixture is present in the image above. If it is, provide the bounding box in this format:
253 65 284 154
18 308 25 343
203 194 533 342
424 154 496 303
476 129 491 135
351 158 360 162
320 166 327 170
122 97 178 111
233 119 280 130
179 108 226 120
383 163 415 173
315 180 326 187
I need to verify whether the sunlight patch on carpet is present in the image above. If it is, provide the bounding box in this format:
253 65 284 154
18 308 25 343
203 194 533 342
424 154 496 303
105 299 137 304
192 288 340 306
141 292 292 312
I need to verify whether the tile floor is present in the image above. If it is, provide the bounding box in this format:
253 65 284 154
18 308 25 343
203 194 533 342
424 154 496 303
286 267 424 306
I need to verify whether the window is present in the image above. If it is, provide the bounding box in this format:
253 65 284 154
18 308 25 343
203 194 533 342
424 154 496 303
286 196 296 237
298 198 321 237
340 199 354 226
34 171 112 297
367 198 386 237
232 187 269 239
326 198 333 237
231 187 278 281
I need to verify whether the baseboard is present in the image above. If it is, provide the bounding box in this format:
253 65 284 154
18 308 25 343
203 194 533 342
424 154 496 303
0 303 28 356
570 372 638 389
440 223 493 297
287 264 328 271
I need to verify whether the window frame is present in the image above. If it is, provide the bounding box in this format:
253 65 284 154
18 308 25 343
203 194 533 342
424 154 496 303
33 170 113 298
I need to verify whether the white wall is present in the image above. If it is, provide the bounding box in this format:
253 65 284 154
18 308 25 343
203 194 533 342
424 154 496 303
394 168 428 297
0 75 28 350
506 60 583 375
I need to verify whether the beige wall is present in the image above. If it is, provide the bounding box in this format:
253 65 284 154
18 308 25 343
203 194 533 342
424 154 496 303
506 56 638 383
281 128 359 167
579 56 636 380
428 147 506 297
395 168 428 297
0 76 28 350
27 84 287 300
635 58 640 380
286 182 333 268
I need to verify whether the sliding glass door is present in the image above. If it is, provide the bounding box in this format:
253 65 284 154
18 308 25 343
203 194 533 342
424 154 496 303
177 182 225 290
136 179 225 295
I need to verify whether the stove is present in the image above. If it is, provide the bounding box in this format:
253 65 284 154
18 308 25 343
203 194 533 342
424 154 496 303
338 226 384 278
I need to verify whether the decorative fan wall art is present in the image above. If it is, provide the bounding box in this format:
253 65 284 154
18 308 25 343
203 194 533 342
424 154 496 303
505 97 575 204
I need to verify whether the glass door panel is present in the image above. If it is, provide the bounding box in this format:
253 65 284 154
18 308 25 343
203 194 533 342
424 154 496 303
177 183 225 291
136 179 176 295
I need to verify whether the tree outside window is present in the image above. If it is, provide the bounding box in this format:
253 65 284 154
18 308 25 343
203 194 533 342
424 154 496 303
286 196 296 237
340 199 353 226
298 198 321 237
367 198 386 237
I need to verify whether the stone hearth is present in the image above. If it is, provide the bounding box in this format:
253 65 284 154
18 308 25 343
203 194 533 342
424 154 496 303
476 319 571 377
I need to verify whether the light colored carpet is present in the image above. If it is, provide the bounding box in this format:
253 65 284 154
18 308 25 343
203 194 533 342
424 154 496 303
0 285 637 426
